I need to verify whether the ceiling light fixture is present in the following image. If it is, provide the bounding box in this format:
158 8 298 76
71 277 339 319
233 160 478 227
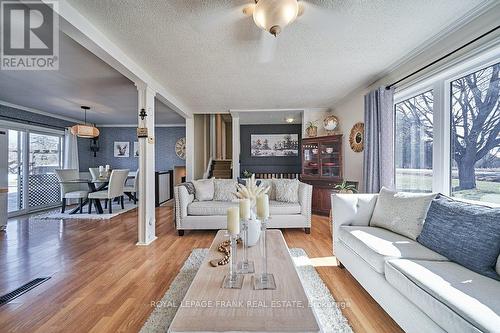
71 106 99 138
252 0 299 37
285 117 294 123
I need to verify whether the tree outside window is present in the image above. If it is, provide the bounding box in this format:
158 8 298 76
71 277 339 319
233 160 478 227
451 62 500 203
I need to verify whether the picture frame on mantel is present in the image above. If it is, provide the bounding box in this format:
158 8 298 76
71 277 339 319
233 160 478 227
114 141 129 158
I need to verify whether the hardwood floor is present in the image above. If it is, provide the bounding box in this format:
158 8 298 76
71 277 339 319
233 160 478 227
0 206 403 333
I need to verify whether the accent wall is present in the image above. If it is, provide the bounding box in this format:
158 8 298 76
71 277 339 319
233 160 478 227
239 124 301 176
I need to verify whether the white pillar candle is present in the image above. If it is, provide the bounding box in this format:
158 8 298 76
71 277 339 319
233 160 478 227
256 194 269 219
99 166 104 173
105 164 110 171
227 207 240 235
239 199 251 220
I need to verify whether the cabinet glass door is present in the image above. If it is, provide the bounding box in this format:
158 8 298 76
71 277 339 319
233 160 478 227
320 140 341 177
303 142 319 176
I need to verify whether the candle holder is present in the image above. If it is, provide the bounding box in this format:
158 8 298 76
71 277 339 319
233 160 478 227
222 233 244 289
237 218 255 274
253 218 276 290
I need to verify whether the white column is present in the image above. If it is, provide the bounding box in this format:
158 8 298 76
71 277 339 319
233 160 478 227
136 82 157 245
231 115 240 180
185 117 194 181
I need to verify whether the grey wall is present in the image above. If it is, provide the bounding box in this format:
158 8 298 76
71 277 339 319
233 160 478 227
0 105 185 172
79 126 186 172
240 124 302 176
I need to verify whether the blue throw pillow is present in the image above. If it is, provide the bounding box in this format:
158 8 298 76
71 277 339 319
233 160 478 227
417 195 500 280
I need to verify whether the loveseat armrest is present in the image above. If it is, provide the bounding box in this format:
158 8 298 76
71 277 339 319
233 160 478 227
331 193 378 243
174 185 194 229
298 182 313 227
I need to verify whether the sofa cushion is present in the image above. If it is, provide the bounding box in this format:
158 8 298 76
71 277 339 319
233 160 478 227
273 179 299 203
385 259 500 333
192 178 214 201
338 226 447 274
370 187 436 240
417 195 500 280
187 201 237 216
213 179 237 202
257 179 275 200
332 194 378 226
269 200 301 215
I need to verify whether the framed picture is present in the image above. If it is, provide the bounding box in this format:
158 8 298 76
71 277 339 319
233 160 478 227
250 134 299 157
134 141 139 157
114 141 130 157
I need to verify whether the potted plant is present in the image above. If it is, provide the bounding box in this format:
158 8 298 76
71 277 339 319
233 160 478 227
242 170 253 178
306 121 318 137
334 181 358 194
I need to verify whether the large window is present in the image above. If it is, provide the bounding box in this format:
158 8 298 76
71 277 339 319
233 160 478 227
394 49 499 205
450 63 500 203
395 91 433 192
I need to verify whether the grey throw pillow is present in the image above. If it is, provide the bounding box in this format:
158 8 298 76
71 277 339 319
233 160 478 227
213 179 237 202
273 179 299 203
370 187 436 240
192 178 214 201
258 179 275 200
417 195 500 281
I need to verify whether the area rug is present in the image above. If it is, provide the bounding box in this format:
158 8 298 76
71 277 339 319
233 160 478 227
140 248 353 333
34 201 137 220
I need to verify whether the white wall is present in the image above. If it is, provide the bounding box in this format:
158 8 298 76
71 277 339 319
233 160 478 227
329 4 500 192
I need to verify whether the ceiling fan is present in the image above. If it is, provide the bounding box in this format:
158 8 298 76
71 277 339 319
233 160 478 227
242 0 305 37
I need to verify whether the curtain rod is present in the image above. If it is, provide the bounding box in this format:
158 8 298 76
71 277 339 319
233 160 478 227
386 25 500 90
0 114 68 130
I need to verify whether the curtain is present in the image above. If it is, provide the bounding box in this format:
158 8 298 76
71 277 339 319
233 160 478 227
63 128 79 170
363 86 395 193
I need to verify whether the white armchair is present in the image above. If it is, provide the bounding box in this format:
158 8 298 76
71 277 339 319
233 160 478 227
55 169 88 213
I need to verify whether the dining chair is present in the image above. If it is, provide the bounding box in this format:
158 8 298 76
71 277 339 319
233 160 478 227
55 169 88 213
124 169 139 204
87 169 129 214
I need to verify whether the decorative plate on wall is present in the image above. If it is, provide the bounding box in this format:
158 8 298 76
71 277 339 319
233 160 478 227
175 137 186 160
349 122 364 152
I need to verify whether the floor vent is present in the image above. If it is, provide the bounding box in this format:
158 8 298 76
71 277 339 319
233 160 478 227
0 277 51 306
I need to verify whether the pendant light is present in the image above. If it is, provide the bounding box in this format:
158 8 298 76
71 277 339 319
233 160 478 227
71 106 99 138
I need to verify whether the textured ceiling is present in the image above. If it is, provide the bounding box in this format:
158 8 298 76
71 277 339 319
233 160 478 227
0 31 185 125
65 0 486 114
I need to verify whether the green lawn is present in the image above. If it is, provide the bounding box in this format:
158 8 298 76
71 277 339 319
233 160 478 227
396 171 500 204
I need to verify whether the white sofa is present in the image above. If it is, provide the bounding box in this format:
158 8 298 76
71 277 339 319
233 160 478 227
332 193 500 333
174 181 312 236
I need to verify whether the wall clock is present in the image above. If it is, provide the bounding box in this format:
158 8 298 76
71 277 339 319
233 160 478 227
175 137 186 160
349 122 364 152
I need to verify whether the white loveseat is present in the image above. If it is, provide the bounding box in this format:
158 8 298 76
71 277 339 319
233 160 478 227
174 181 312 235
332 193 500 333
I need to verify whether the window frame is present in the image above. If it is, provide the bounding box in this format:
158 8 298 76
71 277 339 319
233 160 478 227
393 43 500 202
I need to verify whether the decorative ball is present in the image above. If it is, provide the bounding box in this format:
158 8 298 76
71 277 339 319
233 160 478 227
323 115 339 132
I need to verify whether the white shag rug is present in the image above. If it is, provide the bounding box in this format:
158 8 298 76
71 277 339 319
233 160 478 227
34 201 137 220
141 248 352 333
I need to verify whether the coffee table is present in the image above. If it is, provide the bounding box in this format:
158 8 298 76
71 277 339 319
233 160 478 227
169 229 320 332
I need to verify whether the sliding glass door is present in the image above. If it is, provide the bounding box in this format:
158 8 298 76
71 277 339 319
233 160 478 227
6 127 63 216
7 130 24 213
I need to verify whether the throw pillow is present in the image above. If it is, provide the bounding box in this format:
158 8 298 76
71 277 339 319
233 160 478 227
273 179 299 203
370 187 437 240
258 179 275 200
192 178 214 201
213 179 237 202
417 195 500 280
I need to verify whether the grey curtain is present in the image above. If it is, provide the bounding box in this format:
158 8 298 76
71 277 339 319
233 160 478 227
363 86 395 193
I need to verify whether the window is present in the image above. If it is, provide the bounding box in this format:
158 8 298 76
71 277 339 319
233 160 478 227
395 90 433 192
393 46 500 204
450 62 500 203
